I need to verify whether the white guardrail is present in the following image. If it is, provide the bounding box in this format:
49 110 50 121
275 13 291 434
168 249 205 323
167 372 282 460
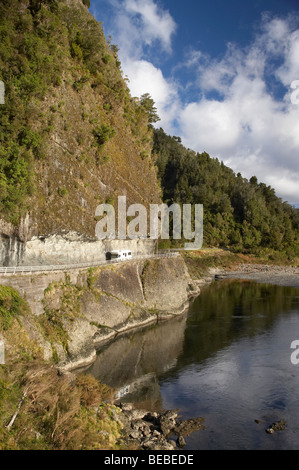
0 252 179 276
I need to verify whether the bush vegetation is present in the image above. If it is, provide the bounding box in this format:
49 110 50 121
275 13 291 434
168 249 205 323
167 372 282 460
0 0 65 223
0 285 30 330
0 281 123 450
153 128 299 255
0 361 121 450
0 0 134 225
93 124 116 147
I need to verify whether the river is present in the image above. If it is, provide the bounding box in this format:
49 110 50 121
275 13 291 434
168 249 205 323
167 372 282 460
85 279 299 450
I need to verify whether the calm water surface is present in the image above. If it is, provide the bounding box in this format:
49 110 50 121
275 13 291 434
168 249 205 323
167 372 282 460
86 280 299 449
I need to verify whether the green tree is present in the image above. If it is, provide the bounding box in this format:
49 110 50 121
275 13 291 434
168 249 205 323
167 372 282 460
140 93 160 124
93 124 116 146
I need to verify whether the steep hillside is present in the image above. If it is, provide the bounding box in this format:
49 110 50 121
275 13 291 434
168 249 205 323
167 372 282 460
153 128 299 256
0 0 160 244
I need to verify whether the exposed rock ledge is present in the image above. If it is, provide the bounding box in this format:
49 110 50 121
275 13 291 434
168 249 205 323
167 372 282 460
0 256 201 370
0 229 156 266
113 403 205 450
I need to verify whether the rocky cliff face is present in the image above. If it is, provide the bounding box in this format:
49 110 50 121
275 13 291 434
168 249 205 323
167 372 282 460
0 256 200 370
0 216 30 266
0 231 156 266
0 0 161 266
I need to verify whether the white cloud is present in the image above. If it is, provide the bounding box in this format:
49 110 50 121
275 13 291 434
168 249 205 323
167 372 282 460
103 0 176 59
180 100 241 152
177 16 299 203
122 59 179 128
123 0 176 53
97 0 180 133
96 2 299 203
276 29 299 86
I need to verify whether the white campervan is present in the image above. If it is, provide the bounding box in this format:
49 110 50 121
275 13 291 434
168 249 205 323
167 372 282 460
106 250 132 261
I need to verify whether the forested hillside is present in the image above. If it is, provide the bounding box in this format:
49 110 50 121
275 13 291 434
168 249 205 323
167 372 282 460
153 128 299 255
0 0 160 236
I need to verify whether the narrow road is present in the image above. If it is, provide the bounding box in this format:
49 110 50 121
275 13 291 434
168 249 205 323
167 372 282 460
0 252 178 276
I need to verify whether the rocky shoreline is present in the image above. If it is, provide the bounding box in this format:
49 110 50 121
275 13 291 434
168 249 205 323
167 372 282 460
112 403 205 450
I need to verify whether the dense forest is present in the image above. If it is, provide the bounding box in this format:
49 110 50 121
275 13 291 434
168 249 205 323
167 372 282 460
153 128 299 255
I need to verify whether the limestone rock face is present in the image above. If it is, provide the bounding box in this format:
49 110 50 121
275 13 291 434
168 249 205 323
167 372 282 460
58 318 97 371
82 292 133 329
92 263 145 304
0 256 200 369
141 257 194 314
0 232 157 267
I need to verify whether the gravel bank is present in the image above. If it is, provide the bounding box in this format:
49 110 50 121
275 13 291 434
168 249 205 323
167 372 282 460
216 264 299 288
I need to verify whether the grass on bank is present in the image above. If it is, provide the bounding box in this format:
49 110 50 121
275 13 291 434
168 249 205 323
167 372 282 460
0 361 121 450
182 247 299 279
0 285 124 450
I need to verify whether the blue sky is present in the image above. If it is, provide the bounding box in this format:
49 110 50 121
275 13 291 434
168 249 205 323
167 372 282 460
90 0 299 205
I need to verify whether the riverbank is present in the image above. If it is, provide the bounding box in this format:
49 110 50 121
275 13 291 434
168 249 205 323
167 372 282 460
215 263 299 288
81 260 299 450
182 248 299 287
113 403 205 450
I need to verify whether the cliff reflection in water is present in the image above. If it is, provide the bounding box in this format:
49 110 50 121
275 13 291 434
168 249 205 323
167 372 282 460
87 280 299 422
86 315 187 410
